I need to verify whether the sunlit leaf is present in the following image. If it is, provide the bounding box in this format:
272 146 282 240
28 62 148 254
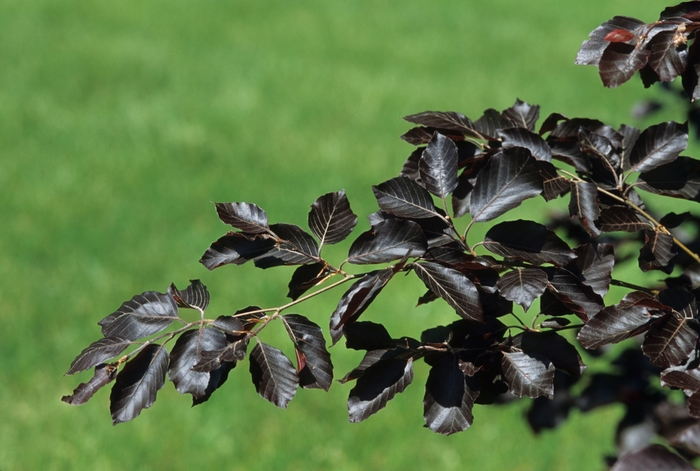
168 279 210 313
628 121 688 173
599 42 650 87
200 233 276 270
639 229 676 272
501 350 555 399
308 190 357 246
496 268 548 311
473 109 512 140
576 16 646 66
347 219 427 265
498 127 551 161
572 243 615 298
249 342 299 409
502 99 540 131
419 132 459 198
215 202 270 234
413 261 483 322
610 444 695 471
283 314 333 391
98 291 179 341
372 176 441 219
62 363 118 405
642 313 698 368
66 337 131 375
254 223 320 268
287 263 331 300
110 344 169 424
168 328 229 399
569 181 601 236
403 111 480 139
513 331 586 377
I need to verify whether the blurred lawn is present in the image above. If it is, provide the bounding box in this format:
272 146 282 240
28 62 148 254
0 0 686 470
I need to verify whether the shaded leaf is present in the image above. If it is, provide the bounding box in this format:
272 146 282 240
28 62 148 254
423 354 478 435
610 444 695 471
546 268 605 321
329 268 395 344
639 229 676 272
502 99 540 131
572 243 615 298
283 314 333 391
496 268 548 312
599 41 651 88
287 263 331 300
473 109 512 140
498 127 551 161
348 355 414 423
419 132 459 199
660 287 699 319
648 31 688 82
168 328 229 399
110 344 169 424
568 181 601 236
483 220 576 267
629 121 688 173
200 233 276 270
637 156 700 202
98 291 179 341
514 331 586 378
372 176 441 219
501 351 555 399
249 342 299 409
215 202 270 234
347 219 427 265
66 337 131 375
308 190 357 246
577 292 662 349
62 363 118 405
536 160 570 201
254 223 320 268
469 148 542 222
193 360 237 406
412 261 483 322
344 322 394 351
598 206 649 232
576 16 647 66
642 313 698 368
168 279 210 313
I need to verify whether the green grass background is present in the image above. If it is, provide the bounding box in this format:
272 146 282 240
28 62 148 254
1 1 691 470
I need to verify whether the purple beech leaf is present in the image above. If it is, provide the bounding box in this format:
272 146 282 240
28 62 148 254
576 16 647 66
513 331 586 377
610 444 695 471
577 291 663 349
661 3 700 19
62 363 118 405
637 156 700 202
347 355 414 423
401 127 434 146
412 261 483 322
628 121 688 173
639 229 676 272
469 148 542 222
214 202 270 234
682 40 700 101
66 337 131 375
501 351 555 399
347 219 427 265
168 328 229 399
249 342 299 409
372 176 441 219
344 322 394 351
661 365 700 396
568 181 601 237
597 206 649 232
168 279 209 313
497 127 552 162
659 287 699 319
329 268 395 344
253 223 320 268
620 123 641 169
483 220 576 267
496 268 548 312
642 313 698 368
287 263 331 300
419 132 459 199
200 233 276 270
536 161 570 201
308 190 357 247
403 111 481 139
599 42 651 88
110 343 169 424
98 291 179 341
648 31 688 82
423 354 479 435
502 99 540 131
193 361 237 406
539 112 568 136
339 349 392 384
572 243 615 298
451 171 473 217
283 314 333 391
548 139 592 174
546 268 605 321
473 109 512 140
212 315 247 335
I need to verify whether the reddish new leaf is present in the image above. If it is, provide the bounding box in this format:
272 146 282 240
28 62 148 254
347 219 427 265
501 351 555 399
98 291 179 341
110 343 169 424
412 261 483 322
604 29 636 43
469 149 542 222
423 354 478 435
308 190 357 247
329 268 395 344
215 202 270 234
62 363 118 405
249 342 299 409
283 314 333 391
419 132 459 199
496 268 548 312
168 328 229 399
347 355 414 423
483 220 576 267
628 121 688 173
66 337 131 375
576 16 646 66
372 176 441 219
